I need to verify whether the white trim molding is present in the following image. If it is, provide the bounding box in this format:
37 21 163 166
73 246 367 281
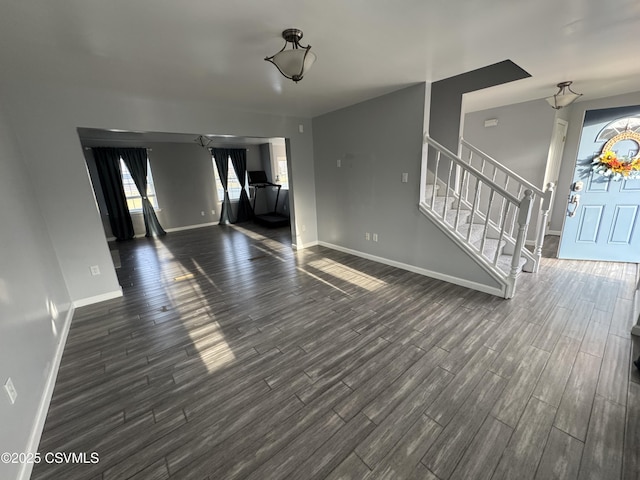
547 229 562 236
107 222 218 241
292 241 319 250
317 241 505 297
73 288 123 308
18 305 75 480
164 222 217 233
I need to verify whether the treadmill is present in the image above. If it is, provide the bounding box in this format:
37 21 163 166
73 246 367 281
248 170 290 228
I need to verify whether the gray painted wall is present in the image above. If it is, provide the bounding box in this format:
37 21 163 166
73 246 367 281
313 84 501 289
430 60 531 151
0 106 72 480
464 99 556 188
85 142 265 238
550 90 640 233
463 99 557 241
0 79 318 304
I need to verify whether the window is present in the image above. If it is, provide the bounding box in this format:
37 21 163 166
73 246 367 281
273 155 289 190
213 156 246 201
120 158 159 211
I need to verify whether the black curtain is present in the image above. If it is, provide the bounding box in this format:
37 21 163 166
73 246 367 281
119 148 166 237
93 147 134 241
212 148 235 224
228 148 253 222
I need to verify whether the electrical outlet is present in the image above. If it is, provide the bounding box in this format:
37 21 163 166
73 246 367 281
373 233 379 242
90 265 101 276
201 211 205 216
302 224 306 232
365 232 370 241
4 378 17 404
337 159 342 167
211 210 215 215
401 172 409 183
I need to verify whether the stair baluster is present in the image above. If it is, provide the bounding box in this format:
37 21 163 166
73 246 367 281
431 151 441 211
480 189 496 255
421 135 545 298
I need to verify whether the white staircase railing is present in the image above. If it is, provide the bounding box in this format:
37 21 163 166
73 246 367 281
459 138 555 267
420 135 555 298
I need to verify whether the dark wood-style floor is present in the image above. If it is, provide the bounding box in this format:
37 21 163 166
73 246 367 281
32 225 640 480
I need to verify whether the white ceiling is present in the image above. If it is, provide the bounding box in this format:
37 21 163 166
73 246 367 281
1 0 639 117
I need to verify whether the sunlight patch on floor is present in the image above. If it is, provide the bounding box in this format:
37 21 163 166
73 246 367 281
306 259 387 291
174 273 195 281
251 244 351 296
162 257 235 373
230 224 285 250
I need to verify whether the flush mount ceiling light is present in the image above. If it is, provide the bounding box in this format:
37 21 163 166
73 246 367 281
265 28 317 83
545 81 583 109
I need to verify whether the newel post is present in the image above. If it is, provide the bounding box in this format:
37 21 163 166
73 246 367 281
533 183 556 263
507 190 533 296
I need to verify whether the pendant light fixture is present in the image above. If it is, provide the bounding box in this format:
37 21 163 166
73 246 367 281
545 81 583 109
265 29 316 82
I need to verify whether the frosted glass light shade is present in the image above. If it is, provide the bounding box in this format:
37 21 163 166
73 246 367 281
546 92 581 109
270 49 316 82
545 82 582 109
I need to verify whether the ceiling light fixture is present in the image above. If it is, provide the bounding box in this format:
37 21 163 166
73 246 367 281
545 81 583 109
265 29 316 83
194 135 211 148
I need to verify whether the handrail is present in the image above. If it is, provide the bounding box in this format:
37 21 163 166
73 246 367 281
460 137 544 197
424 136 521 206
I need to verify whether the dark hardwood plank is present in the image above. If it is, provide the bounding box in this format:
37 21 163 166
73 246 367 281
423 371 507 479
285 413 375 480
532 335 581 407
29 228 638 480
554 351 601 441
425 346 498 427
355 367 452 469
535 427 583 480
491 345 549 428
596 333 630 406
491 397 556 480
325 452 372 480
623 381 640 480
367 414 442 479
449 416 512 480
578 395 625 480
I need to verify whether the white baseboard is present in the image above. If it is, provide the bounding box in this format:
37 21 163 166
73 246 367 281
547 230 561 236
317 241 505 297
292 240 319 250
18 304 75 480
165 222 217 233
106 222 218 242
73 288 123 308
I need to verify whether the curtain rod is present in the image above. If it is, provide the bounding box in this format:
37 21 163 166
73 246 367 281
207 147 250 151
84 147 152 151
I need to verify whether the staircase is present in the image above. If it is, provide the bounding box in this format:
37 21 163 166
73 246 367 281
420 135 555 298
